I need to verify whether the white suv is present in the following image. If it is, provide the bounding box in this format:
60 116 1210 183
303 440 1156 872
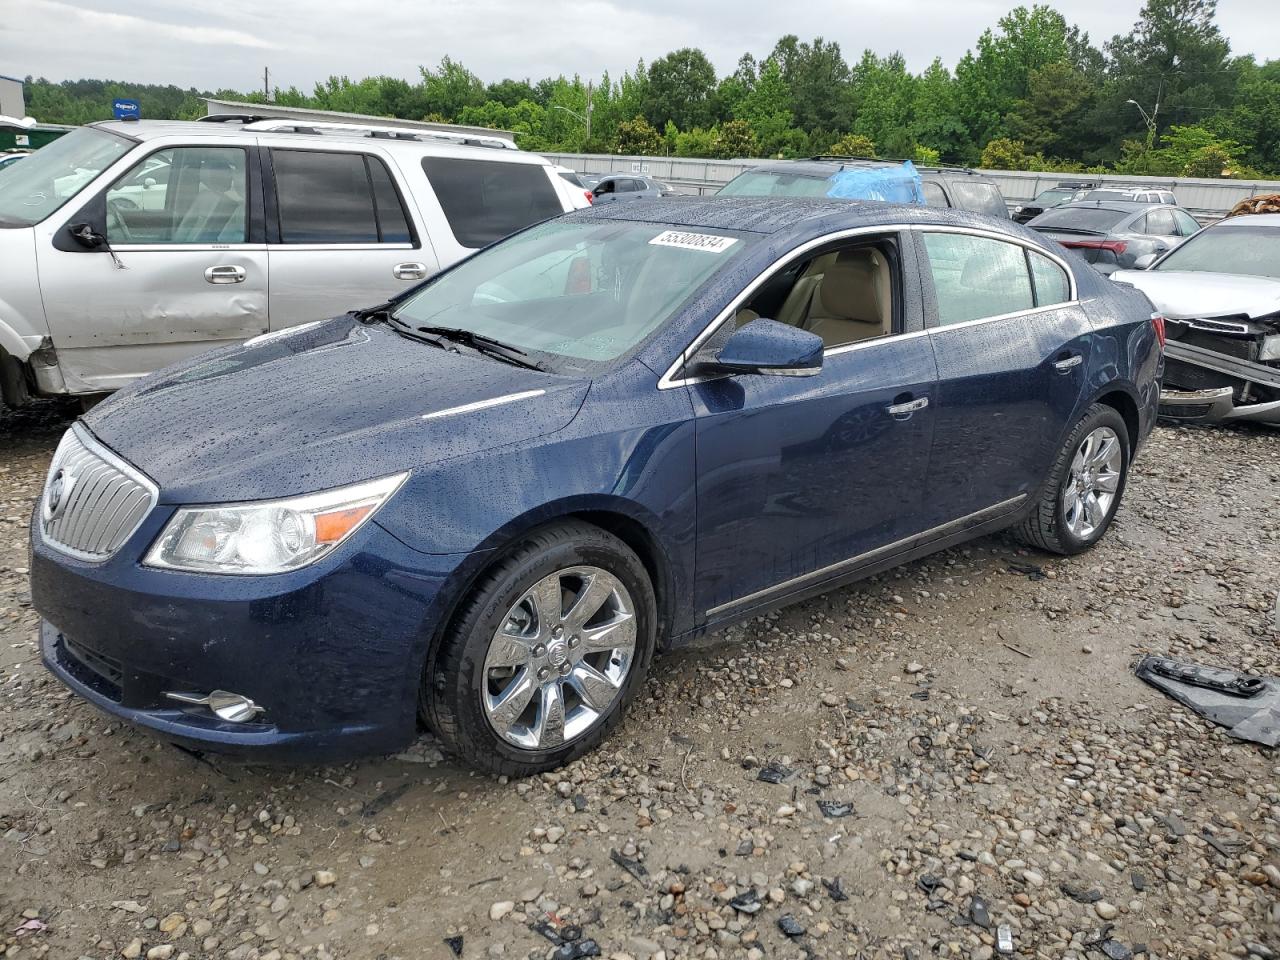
0 118 582 404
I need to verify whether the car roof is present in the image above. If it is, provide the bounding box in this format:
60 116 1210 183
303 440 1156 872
740 158 997 183
87 119 549 165
564 195 1029 242
1217 212 1280 227
1052 200 1174 213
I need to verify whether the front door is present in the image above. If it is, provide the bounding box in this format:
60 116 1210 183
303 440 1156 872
916 229 1091 526
690 235 938 622
37 144 268 393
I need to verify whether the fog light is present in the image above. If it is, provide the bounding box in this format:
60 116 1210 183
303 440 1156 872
165 689 265 723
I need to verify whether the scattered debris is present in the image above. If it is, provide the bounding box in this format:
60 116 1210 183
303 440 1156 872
822 876 848 902
729 889 762 914
1060 881 1104 904
443 935 464 957
968 895 991 929
997 924 1015 955
13 918 47 937
816 799 854 818
1135 655 1280 747
1007 561 1047 581
1001 641 1034 659
1130 872 1146 892
609 848 648 882
776 914 806 938
756 761 793 784
1086 924 1134 960
361 782 413 818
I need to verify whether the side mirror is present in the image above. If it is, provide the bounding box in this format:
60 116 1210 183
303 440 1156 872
1132 253 1159 270
704 318 824 377
143 177 157 188
68 222 105 249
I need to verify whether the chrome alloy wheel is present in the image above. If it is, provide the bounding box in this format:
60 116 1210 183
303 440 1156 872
482 566 636 750
1063 425 1122 540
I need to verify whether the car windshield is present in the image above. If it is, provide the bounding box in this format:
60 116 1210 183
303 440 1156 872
0 127 133 228
1034 189 1074 205
717 171 832 198
1030 206 1129 233
1152 223 1280 280
392 218 753 370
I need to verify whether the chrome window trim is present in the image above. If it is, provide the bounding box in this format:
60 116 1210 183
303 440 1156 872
658 223 1080 390
40 423 160 564
706 493 1026 618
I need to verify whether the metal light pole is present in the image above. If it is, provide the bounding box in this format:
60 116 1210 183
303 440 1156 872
551 82 593 144
1126 97 1159 149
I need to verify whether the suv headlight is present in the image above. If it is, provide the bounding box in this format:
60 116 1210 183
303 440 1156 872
144 473 407 575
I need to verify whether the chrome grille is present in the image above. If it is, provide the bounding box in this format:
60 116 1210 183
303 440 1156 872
40 425 157 561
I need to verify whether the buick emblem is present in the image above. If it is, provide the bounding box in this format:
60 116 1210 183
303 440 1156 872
43 468 75 523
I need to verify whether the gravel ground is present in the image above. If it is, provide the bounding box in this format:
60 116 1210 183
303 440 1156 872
1 403 1277 960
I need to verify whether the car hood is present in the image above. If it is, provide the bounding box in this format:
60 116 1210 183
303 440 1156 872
1110 270 1280 321
82 316 590 504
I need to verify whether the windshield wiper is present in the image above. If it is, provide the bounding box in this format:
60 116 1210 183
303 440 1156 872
413 325 546 371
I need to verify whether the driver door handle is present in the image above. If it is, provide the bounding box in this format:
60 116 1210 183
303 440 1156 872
393 261 428 280
886 396 928 419
1053 353 1083 373
205 265 245 284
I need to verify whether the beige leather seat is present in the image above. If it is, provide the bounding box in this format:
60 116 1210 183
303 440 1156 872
792 248 891 346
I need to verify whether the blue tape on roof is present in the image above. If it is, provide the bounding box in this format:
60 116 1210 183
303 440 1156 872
825 161 924 204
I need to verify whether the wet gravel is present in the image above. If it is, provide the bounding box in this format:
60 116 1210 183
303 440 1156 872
1 403 1277 960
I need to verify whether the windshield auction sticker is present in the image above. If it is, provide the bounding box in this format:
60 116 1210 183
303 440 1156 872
648 230 739 253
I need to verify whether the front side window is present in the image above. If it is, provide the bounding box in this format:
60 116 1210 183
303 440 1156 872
393 219 753 369
922 233 1034 326
1172 209 1200 236
0 127 132 228
421 156 563 248
107 146 247 244
273 149 410 244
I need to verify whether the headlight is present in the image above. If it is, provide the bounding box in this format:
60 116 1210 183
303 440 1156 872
144 473 407 575
1014 205 1023 213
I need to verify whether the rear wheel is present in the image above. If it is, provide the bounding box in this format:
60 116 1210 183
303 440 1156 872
1016 403 1130 555
423 521 655 776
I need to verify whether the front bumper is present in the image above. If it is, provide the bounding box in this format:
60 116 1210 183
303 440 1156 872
1159 386 1280 425
32 515 461 762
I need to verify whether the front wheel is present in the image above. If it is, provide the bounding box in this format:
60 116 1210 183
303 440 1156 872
423 522 656 776
1016 403 1130 555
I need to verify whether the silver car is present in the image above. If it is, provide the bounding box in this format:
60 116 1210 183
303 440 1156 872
0 119 581 407
1028 200 1201 275
1112 213 1280 426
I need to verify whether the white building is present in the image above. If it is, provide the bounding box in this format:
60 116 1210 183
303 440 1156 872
0 75 25 119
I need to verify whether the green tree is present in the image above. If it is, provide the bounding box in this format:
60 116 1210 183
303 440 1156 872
848 51 917 158
713 119 758 158
980 137 1034 169
910 60 967 161
1004 61 1097 156
768 35 852 131
829 133 877 156
644 48 717 131
615 115 663 154
419 57 485 119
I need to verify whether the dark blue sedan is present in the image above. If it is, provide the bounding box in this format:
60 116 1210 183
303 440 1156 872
30 197 1164 774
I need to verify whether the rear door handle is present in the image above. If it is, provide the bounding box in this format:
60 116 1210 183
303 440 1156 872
393 261 428 281
886 396 928 419
1053 353 1083 373
204 265 245 284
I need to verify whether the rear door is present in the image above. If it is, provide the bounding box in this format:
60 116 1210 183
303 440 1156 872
36 142 269 392
264 146 435 329
917 229 1088 526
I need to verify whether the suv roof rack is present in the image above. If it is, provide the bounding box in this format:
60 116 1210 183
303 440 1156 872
196 114 274 124
807 155 981 174
239 118 517 150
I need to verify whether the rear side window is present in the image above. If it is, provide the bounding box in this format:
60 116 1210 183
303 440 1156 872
1172 209 1200 236
1029 252 1071 306
1031 207 1128 232
946 180 1007 218
921 181 949 207
421 157 564 248
1142 208 1177 236
272 150 412 244
922 233 1034 326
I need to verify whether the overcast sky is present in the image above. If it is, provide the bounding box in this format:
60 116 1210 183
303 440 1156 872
4 0 1277 94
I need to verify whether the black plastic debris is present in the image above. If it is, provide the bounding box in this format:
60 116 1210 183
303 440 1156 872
443 936 464 957
561 925 582 942
552 940 600 960
969 895 991 929
822 876 848 902
916 874 943 896
777 914 806 938
532 921 564 945
1130 872 1146 892
1008 561 1047 580
609 849 648 881
1135 655 1280 747
729 889 762 914
572 795 588 812
1156 812 1187 837
1201 827 1246 859
1086 924 1133 960
817 800 854 818
1060 882 1103 904
757 762 793 784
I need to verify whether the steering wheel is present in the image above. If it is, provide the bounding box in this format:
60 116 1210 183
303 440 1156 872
473 282 521 304
105 198 133 242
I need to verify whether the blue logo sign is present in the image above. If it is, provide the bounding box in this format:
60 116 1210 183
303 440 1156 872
112 98 140 120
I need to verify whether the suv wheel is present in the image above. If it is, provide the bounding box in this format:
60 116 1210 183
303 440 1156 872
1016 403 1130 555
423 521 655 776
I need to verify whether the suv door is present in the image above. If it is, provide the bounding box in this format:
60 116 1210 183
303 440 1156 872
265 147 434 329
689 233 939 623
36 143 269 393
917 229 1088 527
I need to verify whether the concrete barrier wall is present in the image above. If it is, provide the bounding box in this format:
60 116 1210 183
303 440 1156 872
544 152 1280 218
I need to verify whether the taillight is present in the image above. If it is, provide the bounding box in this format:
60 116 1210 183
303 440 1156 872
1151 313 1166 349
1061 238 1128 256
584 190 593 205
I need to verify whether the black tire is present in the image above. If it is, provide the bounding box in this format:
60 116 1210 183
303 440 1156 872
1015 403 1130 556
422 521 656 777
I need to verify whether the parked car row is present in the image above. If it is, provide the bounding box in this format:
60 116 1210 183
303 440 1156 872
1025 200 1202 275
